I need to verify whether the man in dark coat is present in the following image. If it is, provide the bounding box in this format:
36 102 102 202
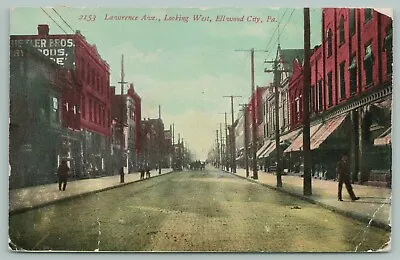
337 155 360 201
57 160 70 191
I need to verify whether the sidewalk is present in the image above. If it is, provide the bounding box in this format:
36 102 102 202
9 168 173 215
226 168 391 231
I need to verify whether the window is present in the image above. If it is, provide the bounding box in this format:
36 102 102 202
318 80 323 111
349 9 356 36
310 86 315 112
89 99 93 121
327 72 333 107
50 96 60 123
339 62 346 100
81 58 85 79
73 105 77 115
339 16 345 45
327 29 332 57
82 96 86 119
65 102 69 112
364 42 374 86
384 24 393 75
349 55 357 94
364 8 373 23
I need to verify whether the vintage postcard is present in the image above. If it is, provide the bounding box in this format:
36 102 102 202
8 7 392 252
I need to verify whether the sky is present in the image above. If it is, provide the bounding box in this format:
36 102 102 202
10 7 323 160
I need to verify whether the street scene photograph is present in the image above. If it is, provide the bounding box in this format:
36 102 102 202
8 6 392 252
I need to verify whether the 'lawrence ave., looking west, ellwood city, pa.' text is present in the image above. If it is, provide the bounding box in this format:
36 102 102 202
103 14 278 23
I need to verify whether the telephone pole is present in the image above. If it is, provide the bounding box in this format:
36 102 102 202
235 48 267 179
223 95 242 173
239 104 250 177
118 54 128 183
216 130 220 168
265 48 290 188
220 123 224 169
303 8 312 195
158 105 162 175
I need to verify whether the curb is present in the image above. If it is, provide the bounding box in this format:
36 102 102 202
9 170 175 216
223 170 391 232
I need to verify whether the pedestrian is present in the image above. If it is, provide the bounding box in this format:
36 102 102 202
336 155 360 201
140 165 145 180
146 165 151 179
57 160 69 191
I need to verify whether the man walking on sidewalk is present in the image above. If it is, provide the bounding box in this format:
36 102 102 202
57 160 69 191
337 155 360 201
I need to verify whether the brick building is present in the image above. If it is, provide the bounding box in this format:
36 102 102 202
286 8 392 184
9 43 77 188
11 24 112 179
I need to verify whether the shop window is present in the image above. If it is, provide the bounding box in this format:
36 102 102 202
363 43 374 86
327 72 333 107
327 29 332 57
339 16 345 45
339 62 346 100
349 55 357 95
364 8 373 23
349 9 356 36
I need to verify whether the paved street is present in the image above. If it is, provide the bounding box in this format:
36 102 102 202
230 168 391 229
9 168 173 214
9 167 389 252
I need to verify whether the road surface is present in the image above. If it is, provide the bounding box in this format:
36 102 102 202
9 167 389 252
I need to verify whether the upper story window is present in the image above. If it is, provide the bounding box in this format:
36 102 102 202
327 72 333 107
339 16 345 45
339 62 346 100
364 42 374 86
326 29 332 57
50 96 60 124
383 24 393 75
349 55 357 95
364 8 373 23
349 9 356 36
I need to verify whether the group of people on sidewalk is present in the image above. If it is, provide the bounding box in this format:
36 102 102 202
56 160 157 191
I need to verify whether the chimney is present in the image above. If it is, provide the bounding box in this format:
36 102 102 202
38 24 49 35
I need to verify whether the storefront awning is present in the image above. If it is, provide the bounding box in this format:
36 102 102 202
284 123 322 153
374 127 392 146
256 140 271 158
310 114 347 150
261 142 276 158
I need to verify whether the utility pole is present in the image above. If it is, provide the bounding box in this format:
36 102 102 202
158 105 162 175
172 124 175 170
224 112 229 171
303 8 312 195
239 104 250 177
216 130 220 168
265 47 290 188
223 95 242 173
118 54 128 183
235 48 267 179
220 123 224 169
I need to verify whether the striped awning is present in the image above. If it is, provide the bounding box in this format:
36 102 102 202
257 140 272 158
310 114 347 150
374 127 392 146
284 123 322 153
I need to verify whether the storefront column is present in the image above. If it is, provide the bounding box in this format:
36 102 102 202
350 109 359 183
358 107 370 183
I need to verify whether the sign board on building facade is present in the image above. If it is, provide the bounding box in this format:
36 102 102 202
10 37 75 68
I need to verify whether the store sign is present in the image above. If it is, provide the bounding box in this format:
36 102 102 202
10 38 75 69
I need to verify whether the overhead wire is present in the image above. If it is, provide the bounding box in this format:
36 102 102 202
40 7 68 34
